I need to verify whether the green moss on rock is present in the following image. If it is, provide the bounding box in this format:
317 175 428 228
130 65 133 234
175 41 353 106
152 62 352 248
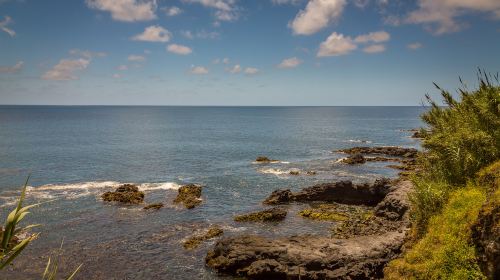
234 207 287 222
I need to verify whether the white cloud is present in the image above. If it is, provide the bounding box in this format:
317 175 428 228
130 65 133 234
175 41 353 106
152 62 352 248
132 25 171 42
407 42 423 50
167 44 192 55
354 31 390 43
86 0 157 22
363 44 386 53
164 6 182 16
272 0 301 5
112 73 122 78
222 57 230 64
229 64 241 73
290 0 346 35
42 59 90 81
0 15 15 37
190 65 209 74
278 57 302 69
353 0 370 8
128 55 146 62
244 67 259 75
0 61 23 73
406 0 500 35
117 65 128 70
184 0 239 22
317 32 357 57
181 30 219 39
69 49 107 59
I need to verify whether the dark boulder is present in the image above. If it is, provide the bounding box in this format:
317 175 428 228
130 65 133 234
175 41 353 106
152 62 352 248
342 154 366 164
263 189 293 205
101 184 145 204
255 156 278 163
174 184 203 209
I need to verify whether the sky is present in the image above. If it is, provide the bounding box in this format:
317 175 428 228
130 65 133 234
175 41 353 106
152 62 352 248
0 0 499 106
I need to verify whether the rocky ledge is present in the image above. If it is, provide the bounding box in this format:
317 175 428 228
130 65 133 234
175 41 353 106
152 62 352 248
255 156 279 163
206 180 413 279
101 184 145 204
174 184 203 209
337 146 418 158
263 178 391 206
184 226 224 250
234 207 287 222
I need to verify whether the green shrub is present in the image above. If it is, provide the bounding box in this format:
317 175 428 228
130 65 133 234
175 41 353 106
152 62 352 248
385 187 487 279
419 72 500 185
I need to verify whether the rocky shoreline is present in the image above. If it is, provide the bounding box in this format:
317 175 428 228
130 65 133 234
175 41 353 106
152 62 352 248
204 146 418 279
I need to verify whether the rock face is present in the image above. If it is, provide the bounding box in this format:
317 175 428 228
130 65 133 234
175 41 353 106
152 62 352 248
234 207 287 222
342 154 366 164
143 203 164 210
206 180 413 279
263 179 391 206
471 195 499 279
338 146 418 158
101 184 145 204
184 226 224 250
174 184 202 209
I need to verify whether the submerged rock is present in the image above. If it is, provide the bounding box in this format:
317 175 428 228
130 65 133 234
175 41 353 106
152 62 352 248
174 184 202 209
299 203 372 222
263 178 391 206
338 146 418 158
143 203 164 210
183 226 224 250
289 170 300 176
101 184 144 204
342 153 366 164
306 171 317 176
255 156 279 163
234 207 287 222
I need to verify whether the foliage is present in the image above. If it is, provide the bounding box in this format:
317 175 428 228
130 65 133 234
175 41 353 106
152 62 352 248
42 240 82 280
0 176 40 269
385 187 487 279
419 71 500 185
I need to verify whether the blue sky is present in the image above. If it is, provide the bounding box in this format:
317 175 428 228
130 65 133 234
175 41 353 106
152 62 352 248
0 0 499 105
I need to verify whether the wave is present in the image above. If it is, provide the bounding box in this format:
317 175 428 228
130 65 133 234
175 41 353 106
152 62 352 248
258 168 300 176
344 139 372 144
0 181 182 207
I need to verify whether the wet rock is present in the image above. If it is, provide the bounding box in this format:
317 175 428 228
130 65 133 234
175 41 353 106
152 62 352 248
289 170 300 176
174 184 202 209
255 156 278 163
183 226 224 250
206 232 406 279
234 207 287 222
299 206 349 221
206 180 414 279
101 184 145 204
342 154 366 164
143 203 164 210
263 189 293 205
306 171 317 176
263 179 392 206
338 146 418 158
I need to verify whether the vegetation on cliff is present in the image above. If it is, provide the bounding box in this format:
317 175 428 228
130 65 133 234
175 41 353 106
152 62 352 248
385 72 500 279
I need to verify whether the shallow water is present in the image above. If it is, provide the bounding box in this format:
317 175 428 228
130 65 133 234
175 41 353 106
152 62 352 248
0 106 424 279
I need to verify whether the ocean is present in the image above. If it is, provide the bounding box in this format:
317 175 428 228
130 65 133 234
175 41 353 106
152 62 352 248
0 106 425 279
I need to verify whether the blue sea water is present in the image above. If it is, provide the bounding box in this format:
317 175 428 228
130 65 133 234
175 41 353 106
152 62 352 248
0 106 425 279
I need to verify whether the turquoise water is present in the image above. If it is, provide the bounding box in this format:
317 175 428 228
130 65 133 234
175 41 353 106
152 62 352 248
0 106 424 279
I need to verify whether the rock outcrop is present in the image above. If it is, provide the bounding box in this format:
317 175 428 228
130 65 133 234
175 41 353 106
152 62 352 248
263 179 391 206
338 146 418 158
234 207 287 222
342 154 366 164
101 184 145 204
174 184 203 209
206 180 413 279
